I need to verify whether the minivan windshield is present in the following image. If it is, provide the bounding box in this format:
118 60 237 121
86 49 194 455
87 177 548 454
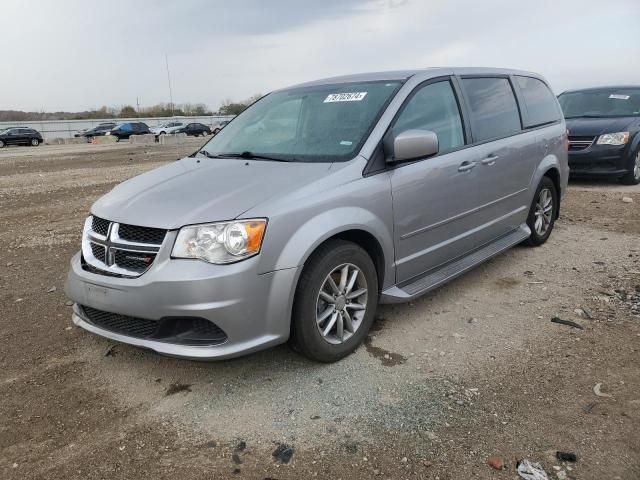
558 88 640 118
199 81 402 162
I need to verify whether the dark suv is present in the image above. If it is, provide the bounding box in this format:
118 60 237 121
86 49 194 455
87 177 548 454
558 86 640 184
107 122 151 141
0 127 43 148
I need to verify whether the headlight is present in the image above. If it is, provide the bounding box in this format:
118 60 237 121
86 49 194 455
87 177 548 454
172 219 267 264
597 132 629 145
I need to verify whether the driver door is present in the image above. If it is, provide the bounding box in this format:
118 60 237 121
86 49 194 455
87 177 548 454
390 78 487 283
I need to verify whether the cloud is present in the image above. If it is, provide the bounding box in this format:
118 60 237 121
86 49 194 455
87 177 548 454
0 0 638 111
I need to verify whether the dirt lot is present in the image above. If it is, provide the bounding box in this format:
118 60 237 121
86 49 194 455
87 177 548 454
1 141 638 480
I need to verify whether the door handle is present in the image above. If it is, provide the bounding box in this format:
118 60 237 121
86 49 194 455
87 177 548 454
458 161 477 172
481 154 499 166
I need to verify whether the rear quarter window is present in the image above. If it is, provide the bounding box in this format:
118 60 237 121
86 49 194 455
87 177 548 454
461 77 521 142
515 76 562 127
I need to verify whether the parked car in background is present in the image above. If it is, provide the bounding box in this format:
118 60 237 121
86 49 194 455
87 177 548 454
558 86 640 184
65 68 568 363
75 123 117 140
176 122 211 137
150 121 186 136
0 127 43 148
106 122 151 141
212 120 229 134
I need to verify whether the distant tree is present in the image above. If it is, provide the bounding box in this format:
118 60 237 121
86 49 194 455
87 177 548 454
219 94 262 115
119 105 138 118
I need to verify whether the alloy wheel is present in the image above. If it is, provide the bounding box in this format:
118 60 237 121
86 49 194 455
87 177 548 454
315 263 368 345
534 188 553 236
634 152 640 180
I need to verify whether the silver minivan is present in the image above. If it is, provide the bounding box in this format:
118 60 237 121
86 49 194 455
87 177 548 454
65 68 568 362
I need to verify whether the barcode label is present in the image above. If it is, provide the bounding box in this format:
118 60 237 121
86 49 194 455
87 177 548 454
324 92 368 103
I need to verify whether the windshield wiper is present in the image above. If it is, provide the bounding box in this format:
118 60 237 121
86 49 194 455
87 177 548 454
217 151 291 162
564 114 607 119
197 150 222 158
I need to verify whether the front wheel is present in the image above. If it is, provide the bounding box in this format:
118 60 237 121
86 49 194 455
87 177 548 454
291 240 378 363
620 150 640 185
0 140 4 148
525 176 558 246
30 138 40 146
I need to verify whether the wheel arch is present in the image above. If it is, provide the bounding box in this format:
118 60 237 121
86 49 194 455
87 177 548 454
542 166 561 219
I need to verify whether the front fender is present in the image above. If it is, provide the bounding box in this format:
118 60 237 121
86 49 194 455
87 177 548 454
263 207 395 289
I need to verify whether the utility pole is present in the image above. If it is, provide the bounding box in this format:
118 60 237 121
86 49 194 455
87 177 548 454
136 97 140 115
165 53 174 117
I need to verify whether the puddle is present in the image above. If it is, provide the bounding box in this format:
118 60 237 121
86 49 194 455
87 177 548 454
364 336 407 366
165 382 192 396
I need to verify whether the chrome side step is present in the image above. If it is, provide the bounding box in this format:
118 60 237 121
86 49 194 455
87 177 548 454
380 225 530 304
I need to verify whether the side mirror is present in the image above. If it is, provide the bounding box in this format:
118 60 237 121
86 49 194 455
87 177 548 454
387 129 439 163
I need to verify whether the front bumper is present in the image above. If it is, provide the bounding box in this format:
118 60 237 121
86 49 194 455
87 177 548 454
568 144 631 177
65 251 299 360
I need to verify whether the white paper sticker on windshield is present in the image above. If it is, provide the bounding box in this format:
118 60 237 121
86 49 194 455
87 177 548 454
324 92 368 103
609 94 630 100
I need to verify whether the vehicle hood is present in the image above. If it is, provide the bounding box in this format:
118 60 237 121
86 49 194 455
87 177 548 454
91 157 334 229
565 116 639 136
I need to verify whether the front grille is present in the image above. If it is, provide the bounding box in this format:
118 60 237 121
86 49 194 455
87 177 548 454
82 216 166 278
80 306 228 345
118 223 166 245
568 136 596 151
92 216 110 236
82 306 158 337
90 242 106 263
113 249 156 273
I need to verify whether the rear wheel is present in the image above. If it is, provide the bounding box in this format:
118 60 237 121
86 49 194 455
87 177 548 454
525 176 558 246
213 128 221 135
291 240 378 363
30 138 40 146
0 140 4 148
620 150 640 185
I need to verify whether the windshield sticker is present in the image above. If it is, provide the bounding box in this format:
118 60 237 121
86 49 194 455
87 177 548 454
609 94 630 100
340 140 353 146
324 92 368 103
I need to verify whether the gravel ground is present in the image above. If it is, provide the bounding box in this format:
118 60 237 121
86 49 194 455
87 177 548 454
0 141 638 479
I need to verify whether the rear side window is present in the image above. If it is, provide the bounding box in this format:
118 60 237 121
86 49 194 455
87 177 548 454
515 76 561 127
392 80 465 152
462 77 521 142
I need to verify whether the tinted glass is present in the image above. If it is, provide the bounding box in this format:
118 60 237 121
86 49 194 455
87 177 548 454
462 77 521 141
558 88 640 118
515 76 561 127
201 81 402 162
392 80 464 152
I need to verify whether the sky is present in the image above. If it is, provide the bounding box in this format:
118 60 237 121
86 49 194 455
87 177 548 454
1 0 639 112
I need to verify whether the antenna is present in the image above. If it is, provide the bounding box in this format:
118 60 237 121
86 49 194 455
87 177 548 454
165 53 174 117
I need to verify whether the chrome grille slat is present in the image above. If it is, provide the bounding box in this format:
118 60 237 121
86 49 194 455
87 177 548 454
568 135 596 151
81 216 167 278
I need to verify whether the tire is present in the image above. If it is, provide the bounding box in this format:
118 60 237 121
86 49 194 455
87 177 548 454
619 150 640 185
290 239 378 363
159 131 166 135
213 128 220 135
525 176 558 246
114 136 120 143
0 140 4 148
30 138 39 146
